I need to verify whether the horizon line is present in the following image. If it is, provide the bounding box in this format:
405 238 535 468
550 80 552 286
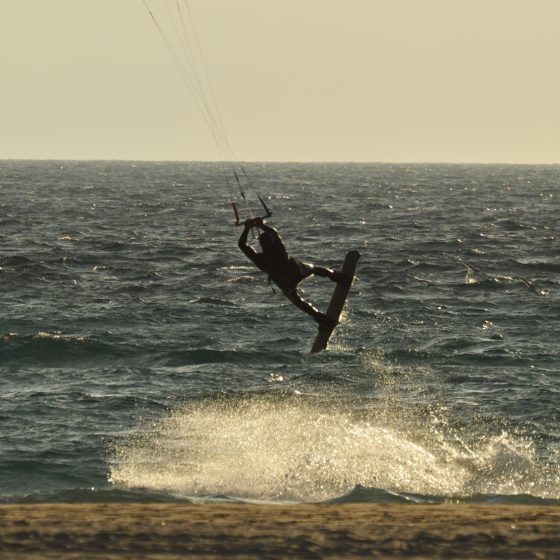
1 157 559 166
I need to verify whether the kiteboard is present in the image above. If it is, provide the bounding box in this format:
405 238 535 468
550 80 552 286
311 249 360 354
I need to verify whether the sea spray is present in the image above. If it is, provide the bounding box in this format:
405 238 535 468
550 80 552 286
109 345 560 502
109 391 559 502
110 393 455 502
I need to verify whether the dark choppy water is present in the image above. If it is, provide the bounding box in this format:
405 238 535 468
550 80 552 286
1 160 559 505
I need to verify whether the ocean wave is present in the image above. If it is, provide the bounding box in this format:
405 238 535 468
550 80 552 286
0 332 124 365
492 219 537 231
6 484 558 506
0 255 35 266
327 485 560 505
0 255 57 277
2 487 192 505
457 277 537 291
514 260 560 273
160 347 293 367
188 296 235 306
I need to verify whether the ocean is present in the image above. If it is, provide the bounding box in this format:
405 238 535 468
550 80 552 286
1 160 559 505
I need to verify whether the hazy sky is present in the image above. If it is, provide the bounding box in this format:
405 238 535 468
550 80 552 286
2 0 560 163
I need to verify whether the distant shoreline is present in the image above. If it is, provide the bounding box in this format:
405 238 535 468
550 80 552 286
1 503 559 559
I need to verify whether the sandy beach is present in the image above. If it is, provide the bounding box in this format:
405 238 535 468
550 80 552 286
0 503 558 559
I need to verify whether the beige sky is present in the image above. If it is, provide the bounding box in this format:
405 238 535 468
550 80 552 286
2 0 559 163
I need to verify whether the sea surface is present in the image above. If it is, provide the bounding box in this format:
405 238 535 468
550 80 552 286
1 160 559 505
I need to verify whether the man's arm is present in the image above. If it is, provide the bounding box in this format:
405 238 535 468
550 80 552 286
238 220 258 262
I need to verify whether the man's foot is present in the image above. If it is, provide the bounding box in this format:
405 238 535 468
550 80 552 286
315 313 338 332
331 271 353 288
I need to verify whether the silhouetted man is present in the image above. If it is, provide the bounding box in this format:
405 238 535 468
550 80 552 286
238 217 350 328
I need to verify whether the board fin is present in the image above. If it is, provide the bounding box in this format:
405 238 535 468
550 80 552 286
310 249 360 354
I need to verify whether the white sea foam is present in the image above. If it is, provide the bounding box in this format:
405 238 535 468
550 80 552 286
110 389 558 503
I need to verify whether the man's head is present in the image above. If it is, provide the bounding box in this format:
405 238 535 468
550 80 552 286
259 231 275 251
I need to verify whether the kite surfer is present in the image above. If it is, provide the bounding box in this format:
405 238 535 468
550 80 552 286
238 217 351 329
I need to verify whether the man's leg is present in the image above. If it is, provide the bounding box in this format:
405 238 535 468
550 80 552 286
312 266 352 287
283 288 335 327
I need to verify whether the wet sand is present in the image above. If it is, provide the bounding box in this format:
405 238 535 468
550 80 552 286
1 503 559 559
